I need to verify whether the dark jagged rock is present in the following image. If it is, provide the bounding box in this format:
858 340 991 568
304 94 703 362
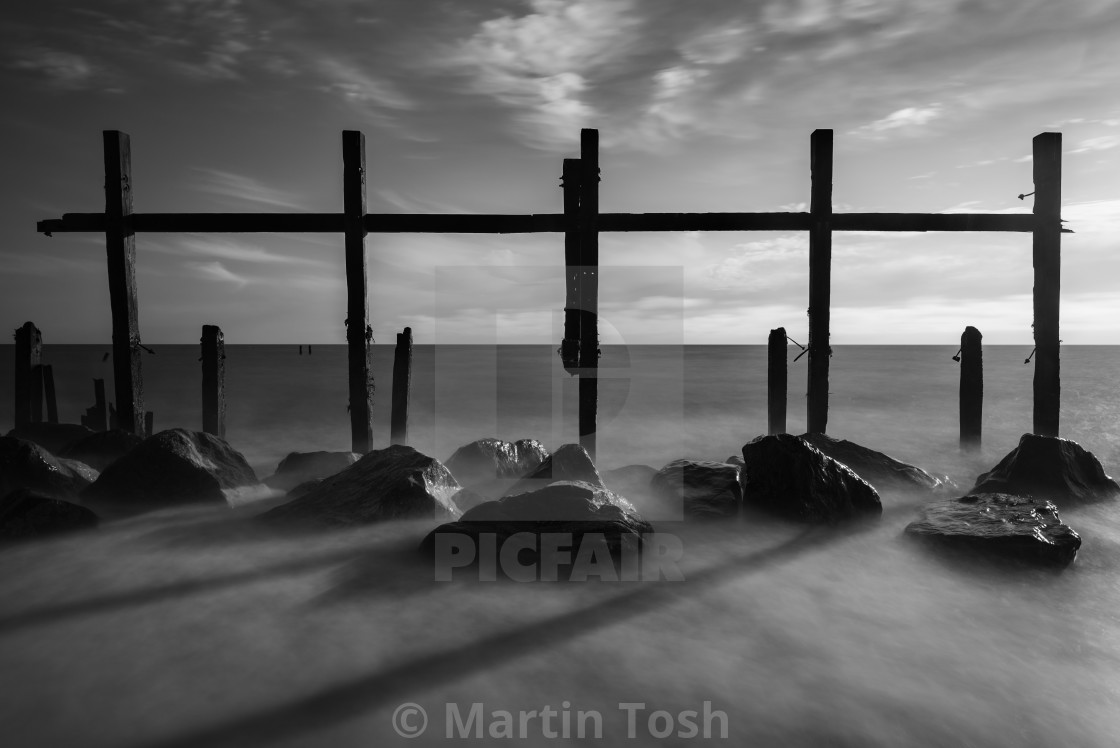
505 443 603 496
444 438 549 494
60 429 144 472
6 422 94 456
82 428 258 509
0 489 99 542
726 455 745 468
420 480 652 566
741 434 882 523
651 459 742 519
263 451 360 492
971 434 1120 506
0 436 96 499
905 493 1081 567
799 433 948 494
262 444 462 526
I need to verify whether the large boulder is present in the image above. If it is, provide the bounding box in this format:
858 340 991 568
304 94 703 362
651 459 742 519
971 434 1120 506
81 428 258 509
0 436 96 499
60 429 144 472
262 444 462 526
444 438 549 494
6 422 94 456
741 434 882 523
905 493 1081 567
505 443 603 496
799 433 949 494
263 451 361 492
0 489 99 542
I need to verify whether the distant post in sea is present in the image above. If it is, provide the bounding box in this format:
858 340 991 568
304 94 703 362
807 129 833 434
1032 133 1062 437
959 326 983 449
578 129 600 461
768 327 788 434
13 321 43 428
81 379 108 432
43 365 58 424
390 327 413 446
201 324 226 438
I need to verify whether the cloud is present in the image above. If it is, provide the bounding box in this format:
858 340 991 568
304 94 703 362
848 104 944 139
190 168 307 210
9 47 103 90
1069 135 1120 153
314 56 416 111
188 260 249 287
175 236 325 267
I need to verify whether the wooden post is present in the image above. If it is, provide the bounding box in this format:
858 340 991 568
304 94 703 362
560 158 581 374
82 379 108 432
343 130 373 454
201 325 225 438
13 322 42 428
807 129 833 434
768 327 787 434
390 327 413 445
578 129 600 462
103 131 145 435
29 365 44 424
145 411 154 438
43 365 58 424
1032 132 1062 437
959 326 983 449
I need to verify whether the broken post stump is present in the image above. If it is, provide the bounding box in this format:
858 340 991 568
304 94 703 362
81 379 108 432
201 325 226 438
807 129 833 434
390 327 413 445
768 327 788 435
1032 132 1062 437
43 365 58 424
13 322 43 428
960 326 983 449
343 130 373 454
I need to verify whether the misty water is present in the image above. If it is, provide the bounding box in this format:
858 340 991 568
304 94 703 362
1 345 1119 746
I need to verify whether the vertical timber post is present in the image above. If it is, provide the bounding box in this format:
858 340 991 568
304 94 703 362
578 129 600 462
807 129 833 434
29 365 44 424
768 328 787 434
13 322 42 428
43 365 58 424
103 131 145 435
959 326 983 449
343 130 373 453
559 158 581 373
82 379 108 432
390 327 412 445
201 325 225 438
1032 132 1062 437
145 411 154 439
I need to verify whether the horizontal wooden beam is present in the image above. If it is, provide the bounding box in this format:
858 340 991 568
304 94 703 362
37 211 1070 236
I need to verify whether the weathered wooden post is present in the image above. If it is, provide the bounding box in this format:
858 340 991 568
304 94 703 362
81 379 108 431
29 365 44 424
103 131 145 435
1032 132 1062 437
390 327 413 445
201 325 225 438
13 322 42 428
559 158 581 374
343 130 374 453
807 129 833 434
768 327 787 434
43 365 58 424
145 411 154 439
578 129 600 461
959 326 983 449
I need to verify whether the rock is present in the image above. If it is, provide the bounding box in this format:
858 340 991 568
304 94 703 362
263 451 360 492
741 434 882 523
505 443 603 496
651 459 742 519
971 434 1120 506
262 444 462 526
799 433 948 494
602 464 657 501
726 455 745 468
6 422 94 456
444 438 549 494
81 428 258 509
60 429 143 472
905 493 1081 567
0 436 96 499
420 480 653 567
0 489 99 542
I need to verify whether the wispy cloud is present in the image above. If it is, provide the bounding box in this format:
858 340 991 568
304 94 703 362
190 168 305 210
1070 134 1120 154
176 236 325 267
314 56 416 112
188 260 249 288
9 47 108 90
849 104 944 140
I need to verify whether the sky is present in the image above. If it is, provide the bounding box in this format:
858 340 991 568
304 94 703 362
2 0 1119 345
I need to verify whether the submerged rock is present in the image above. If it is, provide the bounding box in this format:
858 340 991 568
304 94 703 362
0 489 99 542
60 429 144 472
651 459 742 519
741 434 882 523
81 428 257 509
263 451 360 492
971 434 1120 506
602 464 657 501
6 422 94 456
505 443 603 496
0 436 96 499
263 444 462 526
799 433 948 494
905 493 1081 567
444 438 549 494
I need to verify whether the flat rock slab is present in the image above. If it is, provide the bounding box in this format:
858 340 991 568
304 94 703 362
799 433 949 494
444 438 549 493
505 443 603 496
0 436 96 499
0 489 99 542
905 492 1081 567
741 434 882 523
972 434 1120 506
82 428 258 510
263 444 462 527
264 451 360 492
60 429 144 472
651 459 742 519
